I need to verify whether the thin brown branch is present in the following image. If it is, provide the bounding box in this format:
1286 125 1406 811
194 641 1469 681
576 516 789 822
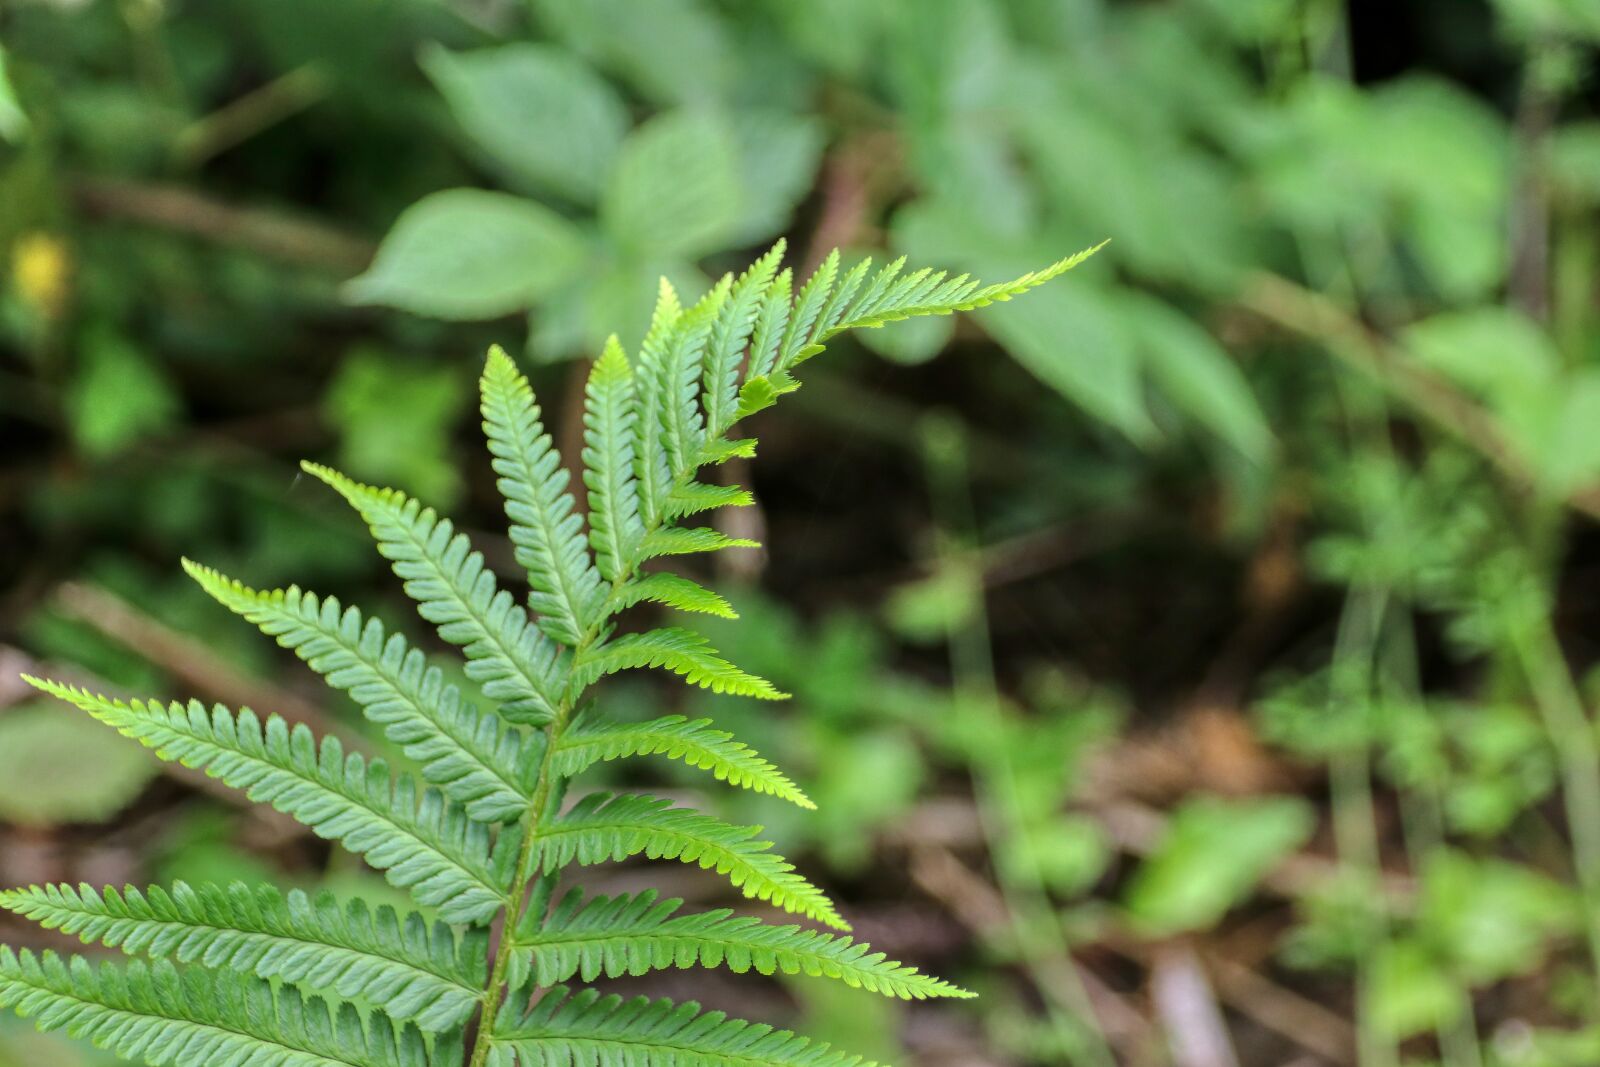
909 842 1157 1056
1203 950 1357 1065
72 177 374 273
173 64 333 169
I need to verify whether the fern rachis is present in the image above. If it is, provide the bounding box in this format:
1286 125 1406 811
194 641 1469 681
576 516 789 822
5 240 1094 1067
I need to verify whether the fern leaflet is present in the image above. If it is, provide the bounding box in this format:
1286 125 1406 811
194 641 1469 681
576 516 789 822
0 951 441 1067
0 882 485 1031
183 561 533 823
302 463 566 725
481 345 605 645
553 714 811 808
514 889 972 999
20 679 509 925
494 986 877 1067
528 792 846 930
572 627 786 698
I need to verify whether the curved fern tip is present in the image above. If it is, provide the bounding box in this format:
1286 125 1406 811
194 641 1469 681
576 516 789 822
299 457 335 482
179 556 225 587
483 343 518 376
18 673 54 696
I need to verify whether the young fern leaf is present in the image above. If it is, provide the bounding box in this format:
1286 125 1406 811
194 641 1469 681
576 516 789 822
0 882 485 1031
746 267 792 381
582 335 643 583
818 242 1109 344
528 793 846 930
514 889 973 999
480 345 605 646
182 561 533 823
632 279 682 529
0 951 438 1067
6 240 1096 1067
302 462 566 725
775 249 838 375
658 279 725 478
572 627 786 699
704 241 786 434
20 679 508 925
553 714 812 809
494 986 877 1067
664 480 753 520
638 525 760 562
610 572 737 619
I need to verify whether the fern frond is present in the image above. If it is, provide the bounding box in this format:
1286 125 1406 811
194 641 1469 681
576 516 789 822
745 267 792 382
632 279 682 529
182 561 532 824
582 335 644 583
553 715 811 809
811 259 872 351
516 890 971 999
610 572 737 619
0 950 434 1067
0 882 484 1031
665 480 753 520
480 346 604 646
774 249 839 375
704 242 786 434
639 526 760 561
820 242 1108 342
22 679 508 925
302 462 565 725
528 793 846 930
494 986 877 1067
573 627 786 699
656 279 725 479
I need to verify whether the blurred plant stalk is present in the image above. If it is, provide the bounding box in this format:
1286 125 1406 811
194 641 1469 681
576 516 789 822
916 412 1120 1067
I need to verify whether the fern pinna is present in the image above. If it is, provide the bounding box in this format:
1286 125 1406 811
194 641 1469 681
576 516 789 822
4 240 1094 1067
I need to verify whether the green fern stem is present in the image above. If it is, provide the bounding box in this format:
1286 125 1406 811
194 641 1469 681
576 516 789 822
469 583 647 1062
471 556 645 1064
469 742 557 1067
472 429 740 1064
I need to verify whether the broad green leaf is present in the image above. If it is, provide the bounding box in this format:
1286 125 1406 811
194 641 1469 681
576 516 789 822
1524 369 1600 498
1370 79 1509 301
0 703 156 827
421 44 628 203
0 46 27 143
1123 795 1313 935
602 111 741 260
65 327 179 458
347 189 588 320
325 346 469 507
1366 939 1461 1040
529 0 734 105
1127 293 1272 464
1403 307 1557 401
1417 850 1576 984
981 283 1155 443
726 110 824 244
